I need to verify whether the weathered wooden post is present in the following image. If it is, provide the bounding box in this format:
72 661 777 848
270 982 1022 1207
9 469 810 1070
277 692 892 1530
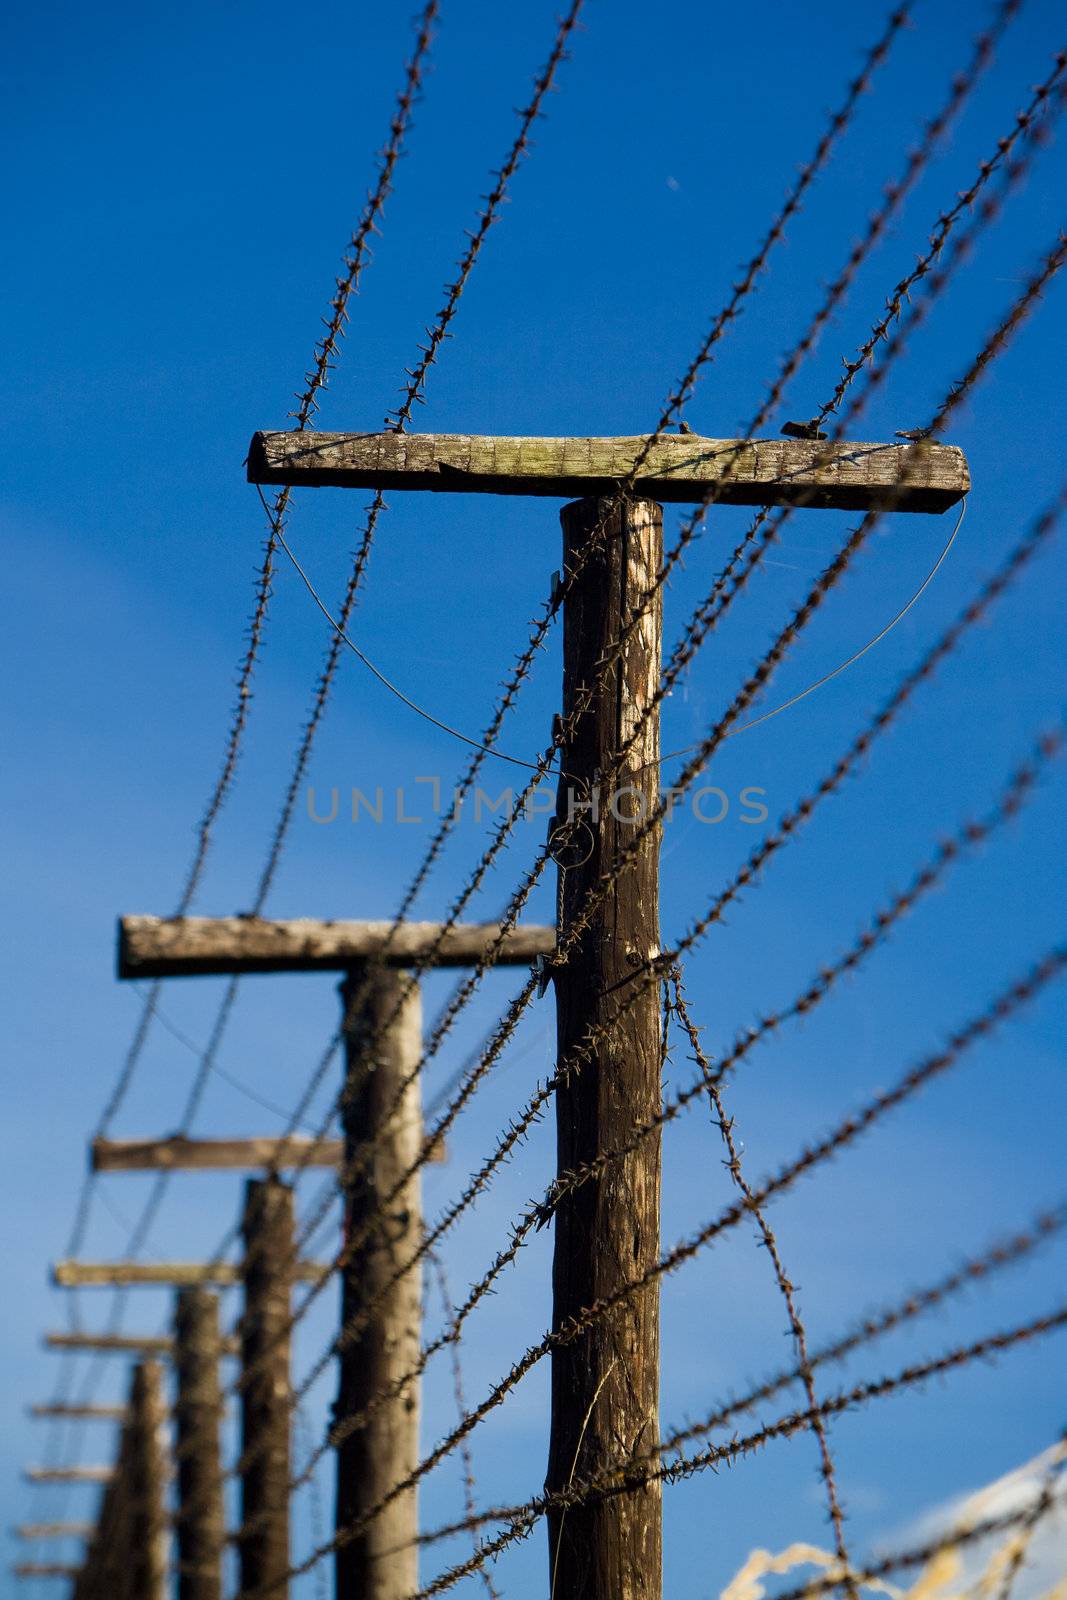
238 1177 295 1600
334 965 423 1600
127 1360 168 1600
175 1288 225 1600
68 1360 168 1600
245 422 970 1597
545 496 664 1599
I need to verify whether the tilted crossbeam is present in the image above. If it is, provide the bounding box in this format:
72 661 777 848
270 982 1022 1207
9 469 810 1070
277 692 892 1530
52 1260 328 1288
92 1135 343 1171
247 430 970 513
44 1331 240 1357
15 1525 94 1540
24 1468 112 1485
29 1405 127 1421
119 915 556 978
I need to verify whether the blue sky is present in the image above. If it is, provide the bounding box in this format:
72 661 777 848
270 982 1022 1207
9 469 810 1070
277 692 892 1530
3 1 1066 1596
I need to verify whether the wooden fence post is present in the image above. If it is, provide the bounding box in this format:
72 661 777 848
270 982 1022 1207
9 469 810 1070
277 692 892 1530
175 1288 224 1600
334 964 423 1600
547 496 664 1600
127 1360 169 1600
238 1177 293 1598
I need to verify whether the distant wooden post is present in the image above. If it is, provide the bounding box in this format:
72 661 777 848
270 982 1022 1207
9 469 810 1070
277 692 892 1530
175 1289 224 1600
238 1177 294 1599
335 966 423 1600
73 1360 167 1600
127 1360 168 1600
546 497 664 1600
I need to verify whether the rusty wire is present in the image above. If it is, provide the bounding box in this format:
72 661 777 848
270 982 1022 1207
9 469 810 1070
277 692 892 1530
655 57 1066 739
670 966 854 1585
429 1254 501 1600
107 1 587 1332
53 8 442 1420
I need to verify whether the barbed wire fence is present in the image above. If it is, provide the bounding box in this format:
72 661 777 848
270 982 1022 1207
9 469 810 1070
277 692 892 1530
21 3 1067 1599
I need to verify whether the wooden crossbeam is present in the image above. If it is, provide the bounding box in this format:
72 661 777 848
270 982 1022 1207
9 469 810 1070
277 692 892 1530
15 1525 94 1540
25 1468 112 1484
29 1405 127 1421
247 430 970 513
44 1331 240 1357
119 915 556 978
52 1260 329 1288
92 1131 445 1170
92 1135 343 1171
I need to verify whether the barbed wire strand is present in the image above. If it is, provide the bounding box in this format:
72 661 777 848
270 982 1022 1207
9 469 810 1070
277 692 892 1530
207 13 1018 1401
430 1254 502 1600
670 965 854 1587
59 0 441 1279
300 1282 1067 1598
